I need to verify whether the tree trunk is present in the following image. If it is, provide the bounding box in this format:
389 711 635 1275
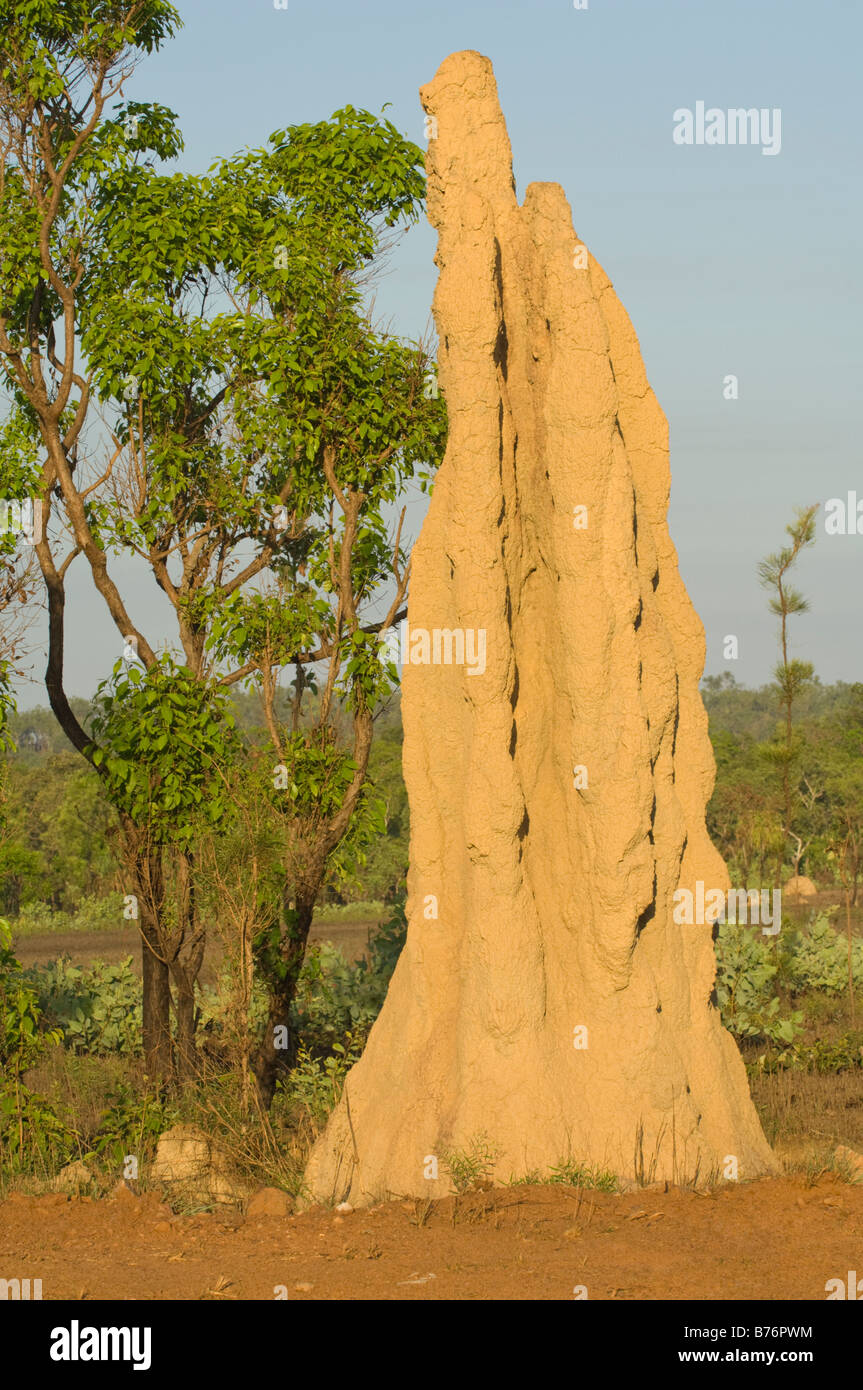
141 928 172 1081
131 834 173 1082
253 894 316 1107
169 852 204 1085
173 973 198 1083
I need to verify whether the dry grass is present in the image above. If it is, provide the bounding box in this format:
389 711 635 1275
751 1065 863 1173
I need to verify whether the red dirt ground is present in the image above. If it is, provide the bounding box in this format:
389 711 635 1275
1 1173 861 1301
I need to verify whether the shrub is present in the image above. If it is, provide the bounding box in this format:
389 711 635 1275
788 912 863 995
283 1036 363 1128
547 1159 619 1192
442 1134 499 1193
25 956 142 1055
0 918 73 1172
714 922 802 1044
756 1031 863 1075
291 897 406 1054
87 1081 179 1170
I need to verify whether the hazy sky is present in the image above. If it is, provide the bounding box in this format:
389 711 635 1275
12 0 863 706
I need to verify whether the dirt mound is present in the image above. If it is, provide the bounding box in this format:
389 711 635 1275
305 49 774 1207
784 875 819 900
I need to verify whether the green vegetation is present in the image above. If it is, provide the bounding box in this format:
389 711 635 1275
0 918 71 1174
705 676 863 897
441 1134 500 1194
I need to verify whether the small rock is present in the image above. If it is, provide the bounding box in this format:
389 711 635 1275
53 1160 92 1193
784 874 818 900
335 1201 354 1213
246 1187 293 1219
149 1124 249 1205
108 1179 139 1203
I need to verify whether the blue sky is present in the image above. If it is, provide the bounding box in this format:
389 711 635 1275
14 0 863 703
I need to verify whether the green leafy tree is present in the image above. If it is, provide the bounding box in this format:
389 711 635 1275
0 4 445 1092
0 0 184 1074
88 658 240 1078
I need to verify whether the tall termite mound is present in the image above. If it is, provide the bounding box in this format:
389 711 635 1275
304 50 776 1205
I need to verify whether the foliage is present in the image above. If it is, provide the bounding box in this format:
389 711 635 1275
788 912 863 995
17 898 407 1068
714 911 863 1047
291 896 406 1052
197 963 269 1040
0 917 71 1168
291 941 382 1052
0 694 410 912
1 0 445 1090
0 755 115 914
756 1031 863 1076
714 922 803 1044
88 660 239 848
12 892 126 935
25 955 142 1055
441 1134 500 1194
547 1159 620 1192
283 1036 363 1128
704 678 863 892
86 1081 179 1169
336 720 409 903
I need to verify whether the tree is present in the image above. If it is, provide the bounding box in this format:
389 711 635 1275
1 747 115 911
0 0 184 1074
757 505 818 873
88 658 241 1078
74 115 444 1099
0 429 40 838
1 4 446 1086
75 110 444 1100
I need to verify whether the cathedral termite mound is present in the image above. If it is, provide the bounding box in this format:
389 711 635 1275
303 50 778 1206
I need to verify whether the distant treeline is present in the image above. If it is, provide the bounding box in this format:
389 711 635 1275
3 674 862 919
0 690 408 918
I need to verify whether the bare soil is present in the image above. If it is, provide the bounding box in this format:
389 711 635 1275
1 1174 861 1301
11 919 376 980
